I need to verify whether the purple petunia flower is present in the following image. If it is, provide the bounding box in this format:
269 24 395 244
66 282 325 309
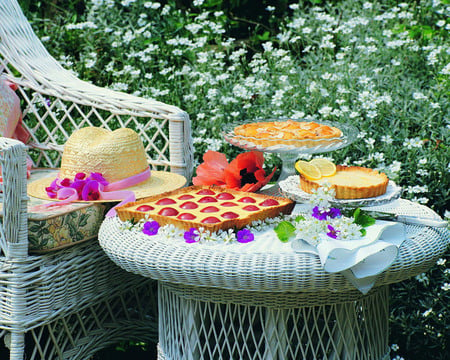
143 221 160 236
326 224 340 239
312 206 342 220
312 206 327 220
88 172 109 186
59 178 72 187
184 228 200 243
81 180 101 201
328 207 342 219
70 180 87 197
236 228 254 243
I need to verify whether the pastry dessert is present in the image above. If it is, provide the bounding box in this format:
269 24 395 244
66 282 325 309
116 185 295 232
233 120 342 147
299 165 389 199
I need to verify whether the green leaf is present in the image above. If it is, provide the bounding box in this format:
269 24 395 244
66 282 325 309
353 208 376 228
274 221 296 243
295 215 306 222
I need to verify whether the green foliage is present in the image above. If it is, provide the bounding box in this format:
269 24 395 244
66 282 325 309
274 220 296 242
21 0 450 358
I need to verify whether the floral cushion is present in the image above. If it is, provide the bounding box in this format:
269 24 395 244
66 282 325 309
0 169 108 252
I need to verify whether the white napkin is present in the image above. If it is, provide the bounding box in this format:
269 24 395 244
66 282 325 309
292 220 405 294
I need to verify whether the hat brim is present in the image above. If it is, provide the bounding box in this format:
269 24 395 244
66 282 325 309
27 170 187 203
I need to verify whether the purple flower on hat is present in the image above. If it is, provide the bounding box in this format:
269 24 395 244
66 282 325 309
326 225 340 239
88 172 109 186
143 221 160 236
70 179 87 197
45 186 58 198
75 172 86 180
81 180 101 201
59 178 72 187
236 228 254 243
45 179 60 198
184 228 200 243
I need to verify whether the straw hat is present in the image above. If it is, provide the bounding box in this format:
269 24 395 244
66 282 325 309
28 127 186 202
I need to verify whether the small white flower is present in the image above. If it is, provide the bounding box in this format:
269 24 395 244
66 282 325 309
442 283 450 291
415 273 429 285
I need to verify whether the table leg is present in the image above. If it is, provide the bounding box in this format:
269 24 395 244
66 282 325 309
158 282 390 360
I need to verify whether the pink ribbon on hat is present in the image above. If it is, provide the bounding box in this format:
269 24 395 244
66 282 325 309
32 168 151 217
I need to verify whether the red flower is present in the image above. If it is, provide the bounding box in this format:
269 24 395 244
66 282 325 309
192 150 275 193
192 150 229 186
224 151 276 192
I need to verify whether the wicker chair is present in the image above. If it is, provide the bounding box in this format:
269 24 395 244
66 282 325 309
0 0 193 359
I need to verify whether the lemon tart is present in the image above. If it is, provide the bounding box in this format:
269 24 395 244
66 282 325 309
299 165 389 199
233 120 342 147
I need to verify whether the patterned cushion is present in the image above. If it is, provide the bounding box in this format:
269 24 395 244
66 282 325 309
1 169 108 252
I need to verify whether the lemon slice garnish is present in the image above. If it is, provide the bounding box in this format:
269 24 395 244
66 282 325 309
295 160 322 180
309 158 336 177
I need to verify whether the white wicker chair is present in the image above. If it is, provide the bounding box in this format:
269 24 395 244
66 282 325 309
0 0 193 359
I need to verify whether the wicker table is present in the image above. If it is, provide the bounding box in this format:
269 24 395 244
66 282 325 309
99 199 449 360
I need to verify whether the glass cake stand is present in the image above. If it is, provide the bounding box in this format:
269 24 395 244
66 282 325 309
223 119 359 185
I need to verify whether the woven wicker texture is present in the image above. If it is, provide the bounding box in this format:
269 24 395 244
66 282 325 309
0 0 193 181
99 199 449 292
157 283 390 360
0 0 194 358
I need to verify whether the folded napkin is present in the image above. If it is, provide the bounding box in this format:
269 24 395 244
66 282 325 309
292 220 405 294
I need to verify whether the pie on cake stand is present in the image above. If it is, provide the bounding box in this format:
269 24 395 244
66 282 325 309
222 119 359 193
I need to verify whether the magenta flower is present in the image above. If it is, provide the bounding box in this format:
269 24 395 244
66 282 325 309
143 221 160 236
45 172 109 202
184 228 200 243
88 172 109 186
236 228 254 243
326 225 340 239
75 172 86 180
81 180 101 201
59 178 72 187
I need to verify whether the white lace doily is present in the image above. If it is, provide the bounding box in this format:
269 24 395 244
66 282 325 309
279 176 402 207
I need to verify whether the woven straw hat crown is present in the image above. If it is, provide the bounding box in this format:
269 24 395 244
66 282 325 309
58 127 149 182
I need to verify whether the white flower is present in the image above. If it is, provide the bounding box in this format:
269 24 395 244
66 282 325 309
422 308 433 317
318 106 333 118
391 344 400 351
413 92 428 100
415 273 429 285
442 283 450 291
403 137 423 149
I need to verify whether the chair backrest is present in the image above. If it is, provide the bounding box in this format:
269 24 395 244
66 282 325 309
0 0 193 181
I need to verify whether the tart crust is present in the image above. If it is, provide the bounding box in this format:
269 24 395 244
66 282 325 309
116 185 294 232
233 120 343 147
299 165 389 199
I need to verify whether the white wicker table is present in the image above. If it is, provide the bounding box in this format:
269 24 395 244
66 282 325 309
99 199 449 360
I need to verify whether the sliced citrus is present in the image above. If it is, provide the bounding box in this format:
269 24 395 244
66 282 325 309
295 160 322 180
309 158 336 177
